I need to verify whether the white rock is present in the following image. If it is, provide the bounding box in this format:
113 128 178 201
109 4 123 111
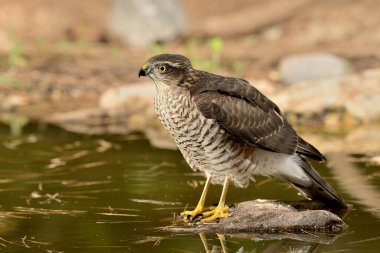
107 0 187 47
272 68 380 123
1 94 28 111
99 82 155 112
99 83 177 149
279 53 351 84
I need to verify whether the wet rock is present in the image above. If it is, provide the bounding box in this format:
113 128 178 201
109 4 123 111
273 68 380 124
107 0 187 47
166 200 346 241
279 53 351 84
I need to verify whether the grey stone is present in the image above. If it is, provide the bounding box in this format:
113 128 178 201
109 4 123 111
165 200 346 243
279 53 351 84
273 68 380 124
107 0 187 47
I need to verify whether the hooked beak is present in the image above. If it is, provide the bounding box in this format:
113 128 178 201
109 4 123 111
138 63 149 78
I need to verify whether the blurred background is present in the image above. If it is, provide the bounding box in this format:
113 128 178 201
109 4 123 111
0 0 379 252
0 0 380 145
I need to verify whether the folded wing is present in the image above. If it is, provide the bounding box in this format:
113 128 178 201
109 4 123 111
191 75 325 161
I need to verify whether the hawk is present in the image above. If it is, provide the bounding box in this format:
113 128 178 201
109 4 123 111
138 54 347 223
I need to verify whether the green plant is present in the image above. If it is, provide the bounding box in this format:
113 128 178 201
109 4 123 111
108 45 122 57
232 61 246 75
58 39 72 53
0 74 22 88
207 36 224 69
186 36 225 72
35 35 48 54
150 43 165 55
7 38 27 67
185 37 198 57
8 115 29 136
77 39 89 49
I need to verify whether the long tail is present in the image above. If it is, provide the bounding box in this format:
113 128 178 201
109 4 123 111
288 157 348 209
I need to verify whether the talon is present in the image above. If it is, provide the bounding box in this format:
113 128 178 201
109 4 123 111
199 205 231 223
180 205 222 222
193 213 203 221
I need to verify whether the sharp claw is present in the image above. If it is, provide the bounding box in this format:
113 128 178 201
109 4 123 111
192 213 203 221
180 204 231 223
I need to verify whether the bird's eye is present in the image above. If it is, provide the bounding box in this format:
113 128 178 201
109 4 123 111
157 65 167 73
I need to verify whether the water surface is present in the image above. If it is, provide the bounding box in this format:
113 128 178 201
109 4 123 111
0 124 379 252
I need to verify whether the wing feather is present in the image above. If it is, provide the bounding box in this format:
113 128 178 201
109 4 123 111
191 73 325 161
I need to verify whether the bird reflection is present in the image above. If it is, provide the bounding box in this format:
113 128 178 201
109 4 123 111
199 233 323 253
200 233 228 253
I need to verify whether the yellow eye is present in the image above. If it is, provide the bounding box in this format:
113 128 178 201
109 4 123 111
157 65 167 72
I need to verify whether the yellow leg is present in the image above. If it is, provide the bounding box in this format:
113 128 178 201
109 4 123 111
181 176 211 220
199 233 211 253
217 234 228 253
200 176 231 223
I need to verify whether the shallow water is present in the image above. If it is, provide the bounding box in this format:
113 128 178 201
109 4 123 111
0 124 379 252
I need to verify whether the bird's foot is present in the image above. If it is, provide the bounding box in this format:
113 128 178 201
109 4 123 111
198 205 231 223
180 205 217 222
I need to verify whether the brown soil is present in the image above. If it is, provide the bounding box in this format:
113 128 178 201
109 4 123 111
0 0 380 120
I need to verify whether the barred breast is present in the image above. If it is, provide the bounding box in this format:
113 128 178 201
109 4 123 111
154 88 258 188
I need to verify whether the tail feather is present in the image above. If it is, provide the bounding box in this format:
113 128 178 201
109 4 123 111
289 157 347 209
297 137 326 162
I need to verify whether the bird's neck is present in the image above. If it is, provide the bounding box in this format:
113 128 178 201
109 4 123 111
155 82 188 97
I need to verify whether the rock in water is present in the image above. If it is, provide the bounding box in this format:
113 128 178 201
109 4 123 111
107 0 187 47
279 53 351 84
166 200 346 241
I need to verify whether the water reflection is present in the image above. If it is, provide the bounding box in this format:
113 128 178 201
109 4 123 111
0 124 379 252
327 152 380 218
199 233 337 253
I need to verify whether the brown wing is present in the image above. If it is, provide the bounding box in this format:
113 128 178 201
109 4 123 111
191 73 325 161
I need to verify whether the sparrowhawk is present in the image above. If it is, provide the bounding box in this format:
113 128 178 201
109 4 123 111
138 54 347 223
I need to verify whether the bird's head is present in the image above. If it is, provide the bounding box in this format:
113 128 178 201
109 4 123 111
138 54 193 89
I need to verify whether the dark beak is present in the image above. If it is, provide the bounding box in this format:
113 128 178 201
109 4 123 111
138 68 146 78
